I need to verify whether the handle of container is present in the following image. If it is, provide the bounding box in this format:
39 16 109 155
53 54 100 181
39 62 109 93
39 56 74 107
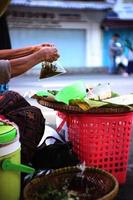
2 159 35 174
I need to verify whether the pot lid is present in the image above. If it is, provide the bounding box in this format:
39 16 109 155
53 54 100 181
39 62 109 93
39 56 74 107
0 122 17 144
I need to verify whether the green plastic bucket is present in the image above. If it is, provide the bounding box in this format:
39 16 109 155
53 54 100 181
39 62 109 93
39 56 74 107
0 121 35 200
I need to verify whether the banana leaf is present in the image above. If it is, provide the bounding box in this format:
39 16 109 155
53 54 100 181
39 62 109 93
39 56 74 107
103 94 133 106
70 98 108 111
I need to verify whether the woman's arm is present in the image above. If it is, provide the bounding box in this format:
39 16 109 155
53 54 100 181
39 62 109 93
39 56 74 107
10 46 59 77
0 43 54 60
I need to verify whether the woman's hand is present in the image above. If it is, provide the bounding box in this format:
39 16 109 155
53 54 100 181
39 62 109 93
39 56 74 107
37 46 60 63
36 43 55 51
10 45 60 78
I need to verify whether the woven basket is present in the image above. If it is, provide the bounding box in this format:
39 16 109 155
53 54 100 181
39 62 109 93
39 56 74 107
32 95 131 114
24 166 119 200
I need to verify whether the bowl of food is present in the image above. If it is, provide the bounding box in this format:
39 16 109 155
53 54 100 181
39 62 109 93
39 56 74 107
23 166 119 200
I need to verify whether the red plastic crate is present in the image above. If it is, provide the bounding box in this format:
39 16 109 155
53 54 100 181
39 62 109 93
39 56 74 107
66 112 133 184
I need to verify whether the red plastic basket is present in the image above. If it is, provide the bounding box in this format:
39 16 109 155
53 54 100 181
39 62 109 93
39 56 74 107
65 112 133 184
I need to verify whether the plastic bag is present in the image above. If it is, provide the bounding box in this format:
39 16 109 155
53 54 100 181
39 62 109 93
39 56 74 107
55 81 87 104
39 62 66 79
87 83 112 100
32 125 79 169
56 112 68 141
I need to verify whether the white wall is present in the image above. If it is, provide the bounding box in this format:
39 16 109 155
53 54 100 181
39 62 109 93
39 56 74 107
8 13 103 68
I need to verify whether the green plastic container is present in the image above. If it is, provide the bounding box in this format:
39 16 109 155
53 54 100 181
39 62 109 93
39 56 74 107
0 122 35 200
55 81 87 104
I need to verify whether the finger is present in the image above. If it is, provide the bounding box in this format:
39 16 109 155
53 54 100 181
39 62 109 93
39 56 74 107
41 43 55 47
47 54 60 62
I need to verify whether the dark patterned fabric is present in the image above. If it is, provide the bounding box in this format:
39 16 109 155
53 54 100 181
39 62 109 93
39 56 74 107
0 90 45 164
0 90 30 113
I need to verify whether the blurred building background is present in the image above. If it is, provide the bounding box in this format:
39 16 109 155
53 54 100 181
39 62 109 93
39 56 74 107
3 0 133 73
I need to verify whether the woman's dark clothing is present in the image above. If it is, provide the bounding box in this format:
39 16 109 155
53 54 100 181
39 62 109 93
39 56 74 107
0 14 11 50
